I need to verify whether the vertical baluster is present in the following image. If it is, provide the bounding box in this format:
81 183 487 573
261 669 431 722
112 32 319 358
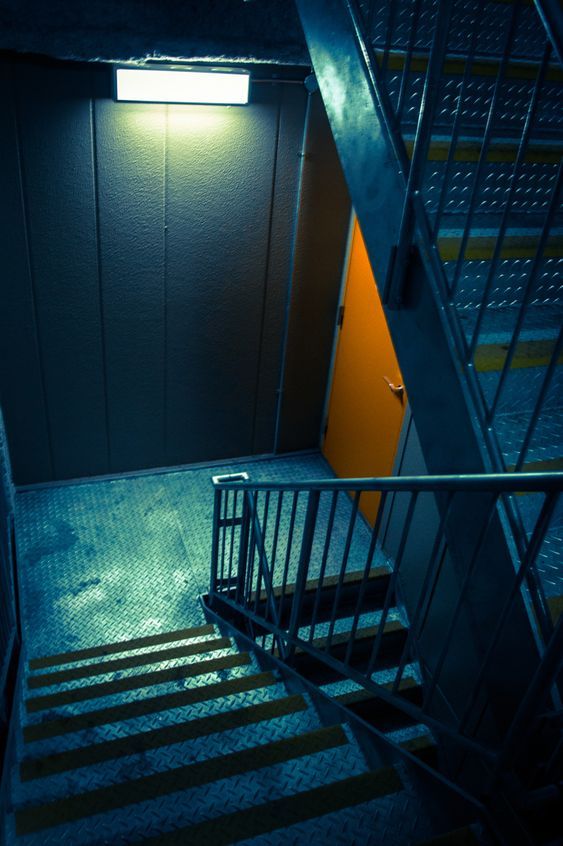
391 491 454 692
422 492 499 712
254 491 271 616
515 324 563 471
366 492 419 677
449 0 523 298
219 490 229 587
488 164 562 427
309 491 339 643
245 492 258 609
210 486 222 595
432 0 486 243
227 489 238 593
278 491 299 630
395 0 423 126
469 42 552 362
287 491 320 657
269 491 284 595
325 491 361 652
380 0 398 75
457 491 558 736
345 491 388 666
384 0 452 307
235 491 251 605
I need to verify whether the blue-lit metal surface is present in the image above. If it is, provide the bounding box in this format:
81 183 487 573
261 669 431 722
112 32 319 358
15 454 337 659
209 472 562 800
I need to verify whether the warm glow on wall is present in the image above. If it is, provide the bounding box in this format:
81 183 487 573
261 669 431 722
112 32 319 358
114 66 250 105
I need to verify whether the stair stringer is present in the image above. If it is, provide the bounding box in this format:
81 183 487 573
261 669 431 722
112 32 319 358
294 0 542 780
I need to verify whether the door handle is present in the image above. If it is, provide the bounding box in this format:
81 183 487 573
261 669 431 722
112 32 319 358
383 376 405 400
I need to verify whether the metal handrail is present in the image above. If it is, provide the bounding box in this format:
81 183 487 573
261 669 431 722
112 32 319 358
208 470 562 794
213 471 563 492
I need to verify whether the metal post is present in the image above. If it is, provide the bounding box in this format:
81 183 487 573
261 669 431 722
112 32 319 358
286 490 320 658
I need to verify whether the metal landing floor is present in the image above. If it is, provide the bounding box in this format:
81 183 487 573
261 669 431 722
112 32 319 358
15 451 352 660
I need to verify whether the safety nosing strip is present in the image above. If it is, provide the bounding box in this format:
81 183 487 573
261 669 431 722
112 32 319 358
405 140 562 164
28 624 216 671
375 50 562 82
15 725 348 835
246 567 390 602
140 767 403 846
547 596 562 625
20 694 308 781
474 339 563 372
438 235 563 261
28 637 232 689
25 652 251 713
23 669 274 742
509 456 563 473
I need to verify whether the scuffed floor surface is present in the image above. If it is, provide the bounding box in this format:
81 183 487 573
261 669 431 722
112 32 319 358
16 452 346 660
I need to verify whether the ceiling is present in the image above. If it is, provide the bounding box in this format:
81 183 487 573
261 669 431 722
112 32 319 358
0 0 309 66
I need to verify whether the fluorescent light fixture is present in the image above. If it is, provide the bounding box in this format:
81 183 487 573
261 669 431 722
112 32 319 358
114 66 250 105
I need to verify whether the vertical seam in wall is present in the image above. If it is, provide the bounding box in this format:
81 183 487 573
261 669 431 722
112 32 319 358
12 64 55 480
250 86 282 455
273 91 311 454
90 96 112 473
163 105 169 464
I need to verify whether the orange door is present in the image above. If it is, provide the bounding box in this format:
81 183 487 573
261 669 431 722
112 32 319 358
323 218 406 525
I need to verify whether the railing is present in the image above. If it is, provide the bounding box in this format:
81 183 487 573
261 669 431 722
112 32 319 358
357 0 562 487
208 471 563 787
296 0 563 643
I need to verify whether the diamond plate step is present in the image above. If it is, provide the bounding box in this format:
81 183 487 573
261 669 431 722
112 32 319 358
286 622 408 686
20 694 309 781
222 567 392 629
22 666 271 742
439 233 563 262
27 635 232 688
25 651 251 713
14 725 349 836
138 768 403 846
27 623 217 671
334 678 424 734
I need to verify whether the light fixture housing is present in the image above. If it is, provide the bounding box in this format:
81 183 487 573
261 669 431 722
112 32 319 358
113 65 250 105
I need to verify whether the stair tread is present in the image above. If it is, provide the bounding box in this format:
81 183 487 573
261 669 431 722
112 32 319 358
138 767 403 846
28 624 216 671
375 49 563 83
405 138 563 164
25 652 252 714
15 725 349 836
20 694 308 781
23 669 276 742
438 232 563 261
474 338 563 372
27 636 231 689
334 676 419 705
247 566 390 602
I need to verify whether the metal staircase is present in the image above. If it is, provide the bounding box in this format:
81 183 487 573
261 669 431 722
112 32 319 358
206 470 563 842
5 621 487 844
294 0 563 635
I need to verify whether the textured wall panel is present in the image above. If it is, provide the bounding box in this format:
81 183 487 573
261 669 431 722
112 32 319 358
0 58 348 484
165 87 278 464
15 61 109 481
278 93 351 452
0 60 53 483
252 84 308 455
94 97 167 473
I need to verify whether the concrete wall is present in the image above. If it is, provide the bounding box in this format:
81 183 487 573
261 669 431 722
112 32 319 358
0 55 349 484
